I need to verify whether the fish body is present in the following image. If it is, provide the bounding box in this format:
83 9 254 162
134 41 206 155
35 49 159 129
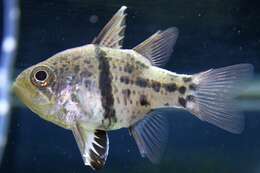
15 44 190 130
13 6 253 170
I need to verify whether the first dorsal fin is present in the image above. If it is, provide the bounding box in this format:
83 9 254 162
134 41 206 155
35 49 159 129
133 27 179 67
92 6 127 49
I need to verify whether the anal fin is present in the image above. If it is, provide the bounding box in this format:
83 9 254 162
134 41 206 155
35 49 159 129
72 123 109 170
129 110 169 164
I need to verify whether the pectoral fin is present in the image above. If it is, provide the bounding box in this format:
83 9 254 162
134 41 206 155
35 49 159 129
129 111 169 163
92 6 127 48
72 123 109 170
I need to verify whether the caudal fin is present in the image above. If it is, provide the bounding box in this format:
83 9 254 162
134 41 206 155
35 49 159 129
187 64 254 134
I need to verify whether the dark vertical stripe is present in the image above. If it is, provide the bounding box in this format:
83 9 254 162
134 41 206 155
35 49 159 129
96 48 116 126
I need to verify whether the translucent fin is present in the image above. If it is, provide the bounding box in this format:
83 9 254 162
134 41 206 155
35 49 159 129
72 123 109 170
133 27 179 67
129 111 169 163
92 6 127 49
188 64 254 134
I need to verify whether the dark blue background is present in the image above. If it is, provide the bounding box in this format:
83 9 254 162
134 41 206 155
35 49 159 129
1 0 260 172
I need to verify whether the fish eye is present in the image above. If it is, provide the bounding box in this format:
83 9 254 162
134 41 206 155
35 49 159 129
35 70 48 81
30 66 54 88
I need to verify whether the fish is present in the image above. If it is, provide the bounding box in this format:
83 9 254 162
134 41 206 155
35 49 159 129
12 6 254 170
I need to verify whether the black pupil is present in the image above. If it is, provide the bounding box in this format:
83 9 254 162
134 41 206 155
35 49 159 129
35 70 47 81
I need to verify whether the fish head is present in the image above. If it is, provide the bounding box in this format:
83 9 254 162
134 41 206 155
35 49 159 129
12 62 69 128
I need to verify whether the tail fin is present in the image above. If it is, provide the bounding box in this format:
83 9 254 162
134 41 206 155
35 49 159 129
187 64 253 134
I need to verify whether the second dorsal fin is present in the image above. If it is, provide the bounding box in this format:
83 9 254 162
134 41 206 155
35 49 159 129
92 6 127 49
133 27 179 67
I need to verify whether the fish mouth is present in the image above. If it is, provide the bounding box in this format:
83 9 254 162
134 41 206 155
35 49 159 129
13 81 70 129
12 81 40 114
12 82 32 108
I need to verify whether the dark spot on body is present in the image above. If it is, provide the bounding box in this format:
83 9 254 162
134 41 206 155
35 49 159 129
124 63 134 74
84 59 91 64
179 86 186 94
72 75 76 81
71 94 79 102
120 76 130 84
189 83 197 90
112 63 116 69
178 97 186 107
80 70 92 78
120 76 124 82
135 78 148 88
164 83 177 92
124 89 131 97
124 78 129 84
136 61 148 69
84 80 91 88
151 81 161 92
140 95 150 106
186 95 195 101
164 103 169 106
74 65 80 73
72 56 81 61
183 77 192 82
122 89 131 105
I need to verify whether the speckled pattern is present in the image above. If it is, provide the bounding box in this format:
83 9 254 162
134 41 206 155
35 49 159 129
25 44 195 130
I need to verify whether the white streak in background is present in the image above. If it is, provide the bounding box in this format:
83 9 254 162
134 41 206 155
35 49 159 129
0 0 20 164
0 100 10 116
0 69 8 88
9 6 20 20
2 37 17 53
